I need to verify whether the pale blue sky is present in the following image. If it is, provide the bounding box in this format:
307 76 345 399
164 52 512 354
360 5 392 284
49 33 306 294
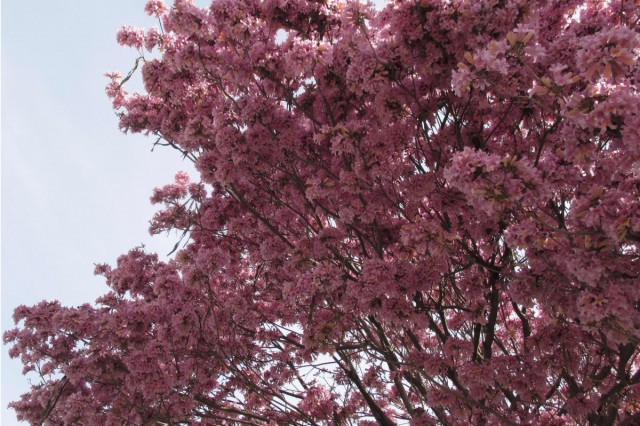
1 1 200 424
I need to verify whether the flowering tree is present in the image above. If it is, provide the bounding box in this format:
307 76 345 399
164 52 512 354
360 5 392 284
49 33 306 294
5 0 640 424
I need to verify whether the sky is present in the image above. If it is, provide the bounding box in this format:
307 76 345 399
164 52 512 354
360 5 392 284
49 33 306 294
1 1 203 424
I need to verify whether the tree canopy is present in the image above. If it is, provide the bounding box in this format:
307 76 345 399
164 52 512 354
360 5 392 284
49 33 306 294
5 0 640 424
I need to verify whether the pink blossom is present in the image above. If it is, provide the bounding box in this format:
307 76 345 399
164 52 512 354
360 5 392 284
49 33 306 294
144 27 162 51
116 26 145 49
576 26 639 82
144 0 167 18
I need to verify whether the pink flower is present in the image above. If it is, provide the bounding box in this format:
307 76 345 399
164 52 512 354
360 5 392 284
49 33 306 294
144 0 167 18
576 26 639 82
116 26 145 49
144 28 162 51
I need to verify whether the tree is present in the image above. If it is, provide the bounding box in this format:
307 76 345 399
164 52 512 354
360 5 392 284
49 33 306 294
5 0 640 424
